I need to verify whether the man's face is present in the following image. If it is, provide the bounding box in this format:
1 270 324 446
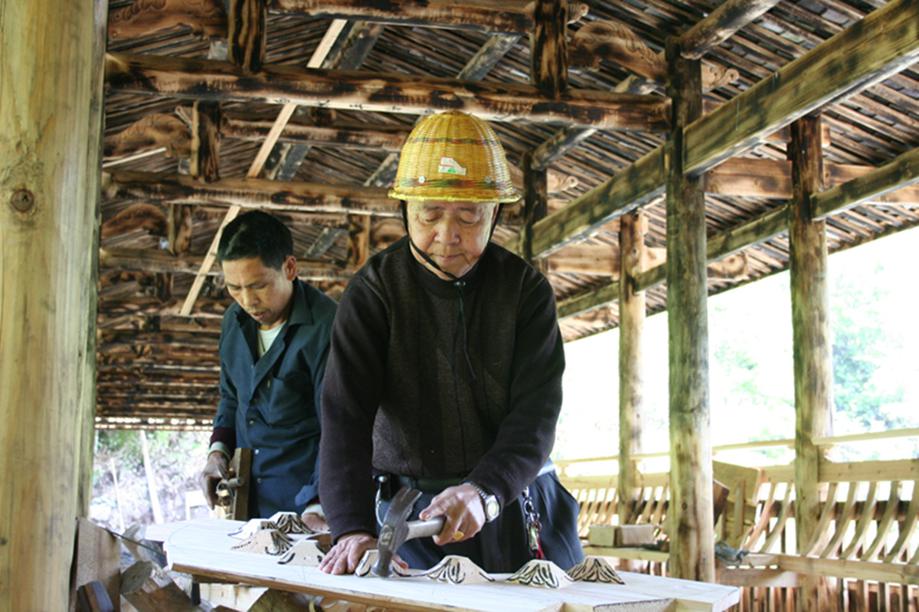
222 256 296 329
406 200 498 279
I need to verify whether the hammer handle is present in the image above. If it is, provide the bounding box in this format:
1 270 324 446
405 516 445 540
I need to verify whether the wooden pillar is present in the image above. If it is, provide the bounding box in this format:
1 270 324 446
522 151 548 267
0 0 106 609
618 212 645 524
191 101 221 183
788 114 832 610
664 37 714 582
229 0 267 73
347 215 371 269
530 0 568 98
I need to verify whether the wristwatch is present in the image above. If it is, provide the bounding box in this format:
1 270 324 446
468 482 500 522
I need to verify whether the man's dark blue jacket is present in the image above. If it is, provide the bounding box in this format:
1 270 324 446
211 278 336 517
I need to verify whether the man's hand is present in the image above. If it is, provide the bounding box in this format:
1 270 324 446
318 532 378 575
419 483 486 545
200 451 229 509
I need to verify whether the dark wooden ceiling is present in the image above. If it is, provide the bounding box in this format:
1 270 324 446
97 0 918 429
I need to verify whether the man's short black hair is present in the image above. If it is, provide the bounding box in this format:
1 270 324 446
217 211 293 270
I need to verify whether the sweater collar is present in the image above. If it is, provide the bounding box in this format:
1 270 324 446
403 238 488 298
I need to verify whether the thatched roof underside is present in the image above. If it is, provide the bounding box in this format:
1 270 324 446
98 0 918 429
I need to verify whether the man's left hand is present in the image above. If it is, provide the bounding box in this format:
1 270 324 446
419 483 485 545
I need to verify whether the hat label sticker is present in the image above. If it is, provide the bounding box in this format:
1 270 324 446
438 157 467 176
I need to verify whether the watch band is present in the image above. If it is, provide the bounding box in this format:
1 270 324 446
467 481 499 522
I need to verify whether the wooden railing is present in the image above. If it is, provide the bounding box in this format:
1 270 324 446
559 440 919 610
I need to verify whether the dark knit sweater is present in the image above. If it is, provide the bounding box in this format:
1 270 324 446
319 237 565 540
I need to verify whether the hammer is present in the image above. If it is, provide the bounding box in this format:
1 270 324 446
373 487 444 577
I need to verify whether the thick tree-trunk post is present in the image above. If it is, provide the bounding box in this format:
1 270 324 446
618 211 645 525
229 0 267 73
522 152 548 271
788 115 832 610
0 0 105 609
531 0 568 98
664 38 714 582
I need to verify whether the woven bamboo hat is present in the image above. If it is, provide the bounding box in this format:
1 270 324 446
389 111 520 203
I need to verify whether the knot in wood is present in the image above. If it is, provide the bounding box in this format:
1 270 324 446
10 188 35 213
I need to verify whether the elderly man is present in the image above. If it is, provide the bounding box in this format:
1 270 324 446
200 211 337 520
318 111 582 574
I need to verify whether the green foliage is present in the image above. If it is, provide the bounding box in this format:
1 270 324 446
830 263 906 430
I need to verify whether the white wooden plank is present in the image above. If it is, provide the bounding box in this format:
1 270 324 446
159 519 739 611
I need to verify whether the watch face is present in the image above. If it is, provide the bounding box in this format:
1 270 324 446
485 497 500 520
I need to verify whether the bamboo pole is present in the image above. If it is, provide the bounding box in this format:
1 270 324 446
789 114 833 610
665 38 714 582
618 212 645 525
0 0 105 608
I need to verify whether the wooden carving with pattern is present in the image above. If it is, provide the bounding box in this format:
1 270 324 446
108 0 227 41
105 114 191 160
569 20 738 92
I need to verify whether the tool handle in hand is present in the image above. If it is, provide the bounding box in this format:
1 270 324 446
406 516 445 540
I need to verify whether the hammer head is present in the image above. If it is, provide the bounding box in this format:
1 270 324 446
372 487 422 577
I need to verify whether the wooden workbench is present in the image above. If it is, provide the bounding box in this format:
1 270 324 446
147 520 739 611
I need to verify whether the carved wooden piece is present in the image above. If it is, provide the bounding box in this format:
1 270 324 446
567 557 625 584
789 115 832 611
272 0 533 35
568 21 739 92
104 114 191 160
228 0 266 73
108 0 227 41
665 39 714 583
232 529 294 555
104 52 671 131
0 0 104 608
618 212 644 525
530 0 568 98
507 560 573 589
420 556 494 585
277 539 326 567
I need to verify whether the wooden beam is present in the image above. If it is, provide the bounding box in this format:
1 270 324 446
530 0 919 261
271 0 533 35
100 247 353 280
530 0 568 98
222 115 408 150
106 171 397 215
528 148 666 258
0 0 104 608
104 53 671 131
665 37 714 583
265 21 385 181
813 147 919 219
557 282 618 319
789 116 832 610
457 33 520 81
618 212 645 524
685 0 919 175
678 0 781 60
